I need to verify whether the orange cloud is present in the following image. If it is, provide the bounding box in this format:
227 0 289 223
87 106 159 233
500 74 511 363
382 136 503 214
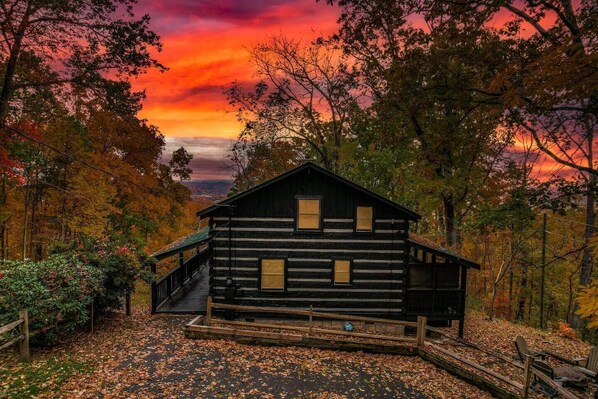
133 1 340 140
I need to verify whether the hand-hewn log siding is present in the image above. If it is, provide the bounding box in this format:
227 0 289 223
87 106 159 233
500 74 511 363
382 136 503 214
205 166 412 318
210 218 407 318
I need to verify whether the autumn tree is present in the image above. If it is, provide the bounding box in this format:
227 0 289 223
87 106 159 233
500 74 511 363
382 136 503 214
228 138 303 195
226 35 360 172
0 0 165 124
332 12 513 246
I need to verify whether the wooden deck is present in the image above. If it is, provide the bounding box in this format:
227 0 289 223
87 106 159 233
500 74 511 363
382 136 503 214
156 265 210 314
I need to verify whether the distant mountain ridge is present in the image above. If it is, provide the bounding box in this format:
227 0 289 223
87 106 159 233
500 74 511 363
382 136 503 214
184 179 233 200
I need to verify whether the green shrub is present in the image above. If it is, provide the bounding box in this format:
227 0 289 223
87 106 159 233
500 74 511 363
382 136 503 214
0 254 104 342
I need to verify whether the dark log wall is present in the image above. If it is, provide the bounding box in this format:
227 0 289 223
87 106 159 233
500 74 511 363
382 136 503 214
207 168 409 318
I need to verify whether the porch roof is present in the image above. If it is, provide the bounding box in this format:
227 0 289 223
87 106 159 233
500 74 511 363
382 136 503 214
151 226 211 260
408 234 480 269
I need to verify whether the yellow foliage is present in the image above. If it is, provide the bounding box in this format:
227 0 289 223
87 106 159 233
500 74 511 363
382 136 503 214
576 281 598 329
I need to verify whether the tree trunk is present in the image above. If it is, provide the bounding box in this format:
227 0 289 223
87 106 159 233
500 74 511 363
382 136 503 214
489 281 499 321
571 124 595 329
571 183 595 328
22 182 29 260
0 174 6 260
442 196 459 247
516 263 528 321
0 5 33 126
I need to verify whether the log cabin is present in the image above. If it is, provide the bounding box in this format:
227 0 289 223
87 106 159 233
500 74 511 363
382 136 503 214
150 162 479 337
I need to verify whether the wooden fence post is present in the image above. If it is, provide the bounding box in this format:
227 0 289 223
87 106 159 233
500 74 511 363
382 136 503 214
206 296 212 326
308 305 313 336
522 355 533 398
18 310 29 362
416 316 427 347
125 294 131 316
89 302 94 333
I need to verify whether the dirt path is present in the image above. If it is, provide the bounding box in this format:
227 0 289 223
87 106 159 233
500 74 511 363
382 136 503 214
2 310 493 399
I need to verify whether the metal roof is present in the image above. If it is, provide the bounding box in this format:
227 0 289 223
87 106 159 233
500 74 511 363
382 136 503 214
151 226 211 260
408 234 480 269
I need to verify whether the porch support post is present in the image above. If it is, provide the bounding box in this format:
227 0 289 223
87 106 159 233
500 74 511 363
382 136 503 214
151 262 157 314
458 265 468 338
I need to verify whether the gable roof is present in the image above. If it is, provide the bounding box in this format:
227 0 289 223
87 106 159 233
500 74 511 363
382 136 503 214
408 234 480 269
197 162 421 220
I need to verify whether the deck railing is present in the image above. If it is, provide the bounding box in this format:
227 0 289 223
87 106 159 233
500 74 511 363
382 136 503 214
152 247 210 312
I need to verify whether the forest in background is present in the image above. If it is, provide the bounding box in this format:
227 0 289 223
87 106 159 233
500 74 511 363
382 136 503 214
225 0 597 338
0 0 595 342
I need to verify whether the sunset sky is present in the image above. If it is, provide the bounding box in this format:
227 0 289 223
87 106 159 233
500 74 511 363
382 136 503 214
130 1 567 182
132 1 341 180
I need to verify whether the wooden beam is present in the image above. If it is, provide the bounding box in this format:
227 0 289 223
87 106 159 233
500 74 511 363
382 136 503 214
212 319 417 343
522 355 533 398
425 342 523 390
425 326 524 369
532 369 581 399
0 335 23 351
210 302 418 327
418 348 520 399
186 325 417 356
185 315 204 327
416 316 427 347
0 318 23 335
187 325 303 341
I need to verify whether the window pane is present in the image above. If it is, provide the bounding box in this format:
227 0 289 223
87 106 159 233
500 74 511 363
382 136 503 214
299 199 320 214
356 206 373 231
335 260 351 284
298 214 320 229
262 259 284 273
297 199 320 229
262 274 284 289
261 259 285 289
357 206 372 219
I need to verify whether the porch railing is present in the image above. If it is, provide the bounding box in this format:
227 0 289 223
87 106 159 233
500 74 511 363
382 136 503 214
152 246 210 312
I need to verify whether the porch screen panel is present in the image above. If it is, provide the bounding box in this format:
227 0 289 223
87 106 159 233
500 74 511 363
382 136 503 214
261 259 285 290
297 199 321 229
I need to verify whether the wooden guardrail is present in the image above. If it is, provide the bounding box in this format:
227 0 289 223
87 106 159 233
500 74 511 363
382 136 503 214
202 297 424 346
423 325 581 399
0 310 29 362
152 247 210 312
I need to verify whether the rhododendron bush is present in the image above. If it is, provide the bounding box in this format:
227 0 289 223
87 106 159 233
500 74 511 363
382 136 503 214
0 254 104 342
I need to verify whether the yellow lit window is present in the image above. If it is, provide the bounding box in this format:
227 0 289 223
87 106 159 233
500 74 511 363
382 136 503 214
297 198 321 230
356 206 373 231
334 260 351 285
261 259 285 290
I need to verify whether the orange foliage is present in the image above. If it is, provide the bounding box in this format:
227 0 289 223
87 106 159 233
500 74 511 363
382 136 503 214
557 322 577 340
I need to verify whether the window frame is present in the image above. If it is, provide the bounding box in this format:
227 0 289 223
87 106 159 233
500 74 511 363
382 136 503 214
294 195 323 233
332 257 353 286
258 257 288 292
354 204 375 234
